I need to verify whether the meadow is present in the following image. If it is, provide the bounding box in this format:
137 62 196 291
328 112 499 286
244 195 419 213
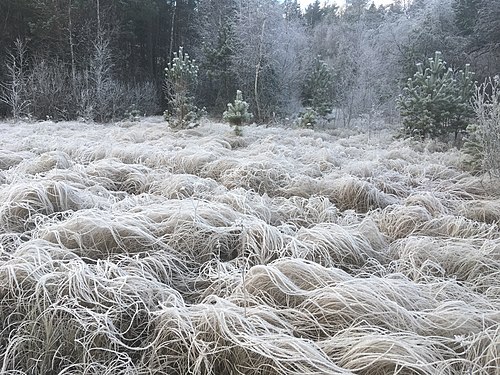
0 118 498 374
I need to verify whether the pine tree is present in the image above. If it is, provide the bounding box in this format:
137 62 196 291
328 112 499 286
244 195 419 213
298 107 317 129
284 0 302 21
398 51 475 139
164 46 204 129
304 0 323 27
302 56 334 116
223 90 252 135
201 22 237 112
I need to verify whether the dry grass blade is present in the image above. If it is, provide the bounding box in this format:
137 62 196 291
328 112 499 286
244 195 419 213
0 119 499 374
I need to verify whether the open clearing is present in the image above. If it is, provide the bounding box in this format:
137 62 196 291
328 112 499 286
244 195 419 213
0 118 498 374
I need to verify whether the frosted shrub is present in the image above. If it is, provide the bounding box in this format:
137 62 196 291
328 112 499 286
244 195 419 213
466 76 500 176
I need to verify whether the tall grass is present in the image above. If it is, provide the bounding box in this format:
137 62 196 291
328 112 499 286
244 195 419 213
0 118 498 374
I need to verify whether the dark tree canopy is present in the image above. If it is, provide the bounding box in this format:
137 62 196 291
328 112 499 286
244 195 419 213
0 0 498 122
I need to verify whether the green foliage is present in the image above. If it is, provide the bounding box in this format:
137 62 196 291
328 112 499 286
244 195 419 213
201 22 237 112
164 47 204 129
304 0 335 27
398 51 475 139
166 47 199 93
223 90 252 135
462 124 483 173
304 0 322 27
298 107 317 129
302 56 334 116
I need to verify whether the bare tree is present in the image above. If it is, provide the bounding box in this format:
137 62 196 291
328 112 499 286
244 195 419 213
87 32 114 121
0 39 30 120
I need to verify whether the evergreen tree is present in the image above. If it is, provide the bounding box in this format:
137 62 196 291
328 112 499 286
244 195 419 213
298 107 317 129
164 47 204 129
453 0 481 36
200 22 237 112
344 0 369 22
284 0 302 21
475 0 500 54
304 0 323 28
364 3 385 29
223 90 252 135
398 51 475 139
323 4 340 20
302 56 334 116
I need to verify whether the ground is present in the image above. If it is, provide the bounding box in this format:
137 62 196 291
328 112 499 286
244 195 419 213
0 117 498 374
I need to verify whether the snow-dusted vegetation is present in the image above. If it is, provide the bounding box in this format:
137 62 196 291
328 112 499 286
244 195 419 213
0 118 498 374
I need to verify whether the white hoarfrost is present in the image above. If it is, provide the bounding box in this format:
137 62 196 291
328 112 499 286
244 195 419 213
0 117 498 374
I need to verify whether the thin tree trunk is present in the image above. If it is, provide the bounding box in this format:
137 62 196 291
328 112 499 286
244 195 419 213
169 1 177 59
96 0 101 34
254 18 266 121
68 0 76 82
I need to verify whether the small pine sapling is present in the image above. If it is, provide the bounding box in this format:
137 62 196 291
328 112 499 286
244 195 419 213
462 124 483 173
164 47 204 129
298 107 317 129
223 90 252 135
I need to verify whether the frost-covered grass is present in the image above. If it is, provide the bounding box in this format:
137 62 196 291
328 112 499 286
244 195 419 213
0 117 498 374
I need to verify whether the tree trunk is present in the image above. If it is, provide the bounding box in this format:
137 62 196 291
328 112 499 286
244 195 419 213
96 0 101 35
169 1 177 59
254 18 266 122
68 0 76 82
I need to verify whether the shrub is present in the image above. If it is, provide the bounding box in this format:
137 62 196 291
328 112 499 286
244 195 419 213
398 51 475 140
223 90 253 135
464 76 500 176
28 58 76 121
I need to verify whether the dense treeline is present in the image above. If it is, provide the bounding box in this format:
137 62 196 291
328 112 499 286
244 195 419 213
0 0 499 123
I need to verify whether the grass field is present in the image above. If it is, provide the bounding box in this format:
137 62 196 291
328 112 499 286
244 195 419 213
0 118 498 374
